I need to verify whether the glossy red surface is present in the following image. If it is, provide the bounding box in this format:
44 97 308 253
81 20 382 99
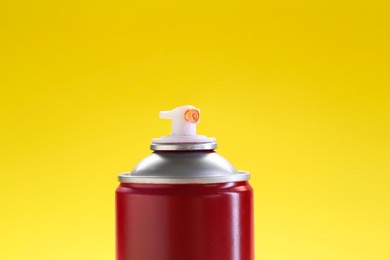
116 181 253 260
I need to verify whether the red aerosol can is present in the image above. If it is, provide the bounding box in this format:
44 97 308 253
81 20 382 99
116 105 254 260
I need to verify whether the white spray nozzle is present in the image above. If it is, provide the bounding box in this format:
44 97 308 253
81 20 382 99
152 105 215 145
159 105 200 136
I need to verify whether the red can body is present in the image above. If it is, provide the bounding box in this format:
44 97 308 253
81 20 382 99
116 181 254 260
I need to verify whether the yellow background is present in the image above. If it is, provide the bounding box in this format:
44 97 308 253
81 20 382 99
1 0 389 259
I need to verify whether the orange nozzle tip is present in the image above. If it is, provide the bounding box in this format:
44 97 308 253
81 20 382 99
184 109 200 123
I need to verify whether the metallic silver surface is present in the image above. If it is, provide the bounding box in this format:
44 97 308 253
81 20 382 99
118 171 250 184
151 142 217 151
118 151 250 184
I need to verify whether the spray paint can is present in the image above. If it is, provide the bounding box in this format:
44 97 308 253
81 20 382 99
116 105 254 260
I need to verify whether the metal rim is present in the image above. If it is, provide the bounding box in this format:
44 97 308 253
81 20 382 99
151 142 217 151
118 171 250 184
